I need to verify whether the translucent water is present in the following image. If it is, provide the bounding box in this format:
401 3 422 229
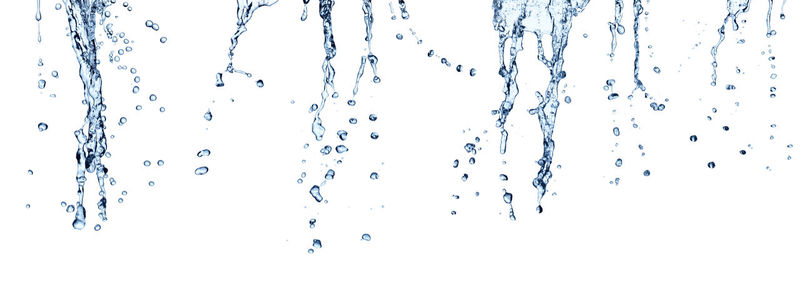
398 0 410 20
64 0 117 229
37 122 48 132
361 233 371 241
352 0 381 98
312 0 337 141
195 166 209 175
711 0 751 86
493 0 590 214
216 0 279 86
608 0 624 58
310 185 323 202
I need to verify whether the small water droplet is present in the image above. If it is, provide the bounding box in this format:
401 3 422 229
197 149 211 157
370 172 379 180
361 234 371 241
195 166 209 175
38 79 46 89
37 122 48 132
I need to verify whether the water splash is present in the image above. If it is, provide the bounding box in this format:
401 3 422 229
710 0 751 86
766 0 776 37
398 0 410 20
631 0 646 92
216 0 279 87
352 0 381 98
311 0 337 141
608 0 624 58
493 0 590 214
64 0 113 229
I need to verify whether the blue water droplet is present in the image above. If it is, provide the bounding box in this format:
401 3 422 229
499 174 508 181
690 135 698 142
309 218 316 229
312 239 322 249
708 161 716 168
320 145 332 155
94 224 101 231
643 170 651 176
143 160 151 167
310 185 323 202
148 181 155 186
256 79 264 88
608 93 619 100
118 117 127 125
361 233 371 241
503 192 513 204
194 167 209 175
325 169 335 180
197 149 211 157
149 94 157 101
368 114 377 121
337 130 348 141
452 159 459 168
564 96 572 104
461 173 468 181
349 118 358 124
37 122 48 132
66 205 75 213
157 160 164 166
335 145 349 153
396 33 403 40
469 68 476 76
615 158 623 167
370 132 379 139
204 110 213 121
369 172 379 180
38 79 46 89
613 127 620 136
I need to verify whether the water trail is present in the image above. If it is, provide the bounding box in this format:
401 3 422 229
766 0 776 37
216 0 279 87
780 0 787 19
353 0 381 98
710 0 751 86
631 0 645 92
301 0 310 21
64 0 112 229
311 0 337 141
608 0 624 58
493 0 589 214
36 0 42 43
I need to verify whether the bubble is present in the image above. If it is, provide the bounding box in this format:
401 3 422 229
157 160 164 166
149 94 157 101
61 201 67 207
25 204 30 209
143 160 151 167
564 96 572 104
55 3 62 10
66 205 75 213
51 71 59 78
118 117 127 125
653 66 661 73
195 167 209 175
93 224 102 231
396 34 403 40
37 122 48 132
361 234 371 241
148 181 155 186
132 86 139 94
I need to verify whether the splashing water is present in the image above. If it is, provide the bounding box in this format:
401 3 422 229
352 0 381 98
493 0 590 214
311 0 337 141
631 0 646 92
766 0 776 37
216 0 279 87
710 0 751 86
398 0 410 20
64 0 114 229
301 0 310 21
608 0 624 58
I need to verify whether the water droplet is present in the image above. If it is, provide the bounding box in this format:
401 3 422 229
370 132 379 139
118 117 127 125
335 145 349 154
38 79 46 89
503 192 512 204
51 70 59 78
148 181 155 187
451 211 457 215
396 33 403 40
256 79 264 88
312 239 322 249
61 201 67 207
94 224 101 231
613 127 620 136
464 143 476 154
469 68 476 76
708 161 716 168
37 122 48 132
337 130 348 141
722 126 729 131
361 233 371 241
370 172 379 180
615 158 623 167
66 205 75 213
143 160 151 167
195 167 209 175
452 159 459 168
325 169 335 180
204 110 213 121
159 37 167 43
369 114 377 121
690 135 698 142
320 145 332 155
427 50 434 57
564 96 572 104
739 150 747 155
608 93 619 100
149 94 157 101
653 66 661 73
499 174 508 181
461 173 468 181
309 218 316 229
55 3 62 10
643 170 651 176
310 185 323 202
25 204 30 209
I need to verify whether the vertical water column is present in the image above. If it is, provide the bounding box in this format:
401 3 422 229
311 0 337 141
64 0 111 229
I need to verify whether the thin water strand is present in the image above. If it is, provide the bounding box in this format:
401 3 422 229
311 0 337 141
608 0 624 58
710 0 751 86
631 0 645 92
353 0 381 98
216 0 279 87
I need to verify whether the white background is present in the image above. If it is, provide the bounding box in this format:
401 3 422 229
1 0 798 283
